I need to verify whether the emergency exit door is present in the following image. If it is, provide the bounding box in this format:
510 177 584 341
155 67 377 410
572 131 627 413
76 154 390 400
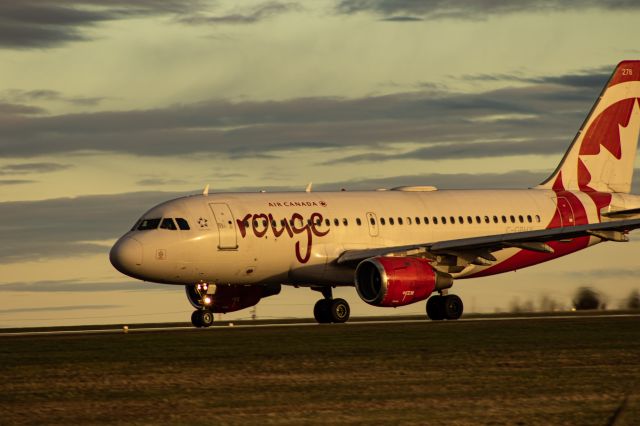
209 203 238 249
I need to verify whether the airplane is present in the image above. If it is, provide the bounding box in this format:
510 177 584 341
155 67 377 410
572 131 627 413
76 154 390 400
111 61 640 328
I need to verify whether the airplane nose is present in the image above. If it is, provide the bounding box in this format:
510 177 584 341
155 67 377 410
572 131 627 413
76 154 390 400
110 236 143 276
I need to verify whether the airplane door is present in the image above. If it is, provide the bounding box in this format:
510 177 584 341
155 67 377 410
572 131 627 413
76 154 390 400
209 203 238 249
556 197 575 227
366 212 379 237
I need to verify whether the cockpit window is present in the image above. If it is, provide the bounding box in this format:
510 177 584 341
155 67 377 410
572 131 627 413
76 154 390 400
130 220 141 232
176 218 190 230
138 218 161 230
160 218 177 230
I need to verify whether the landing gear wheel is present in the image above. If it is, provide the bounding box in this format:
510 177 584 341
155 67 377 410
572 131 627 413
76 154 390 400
329 298 350 323
426 296 445 321
443 295 463 320
191 309 214 328
314 299 332 323
191 310 203 327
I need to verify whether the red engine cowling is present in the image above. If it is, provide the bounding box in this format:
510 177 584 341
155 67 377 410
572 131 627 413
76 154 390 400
185 284 281 313
355 257 451 307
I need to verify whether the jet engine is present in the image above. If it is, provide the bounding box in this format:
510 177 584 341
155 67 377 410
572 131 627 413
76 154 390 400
185 283 281 313
355 257 452 307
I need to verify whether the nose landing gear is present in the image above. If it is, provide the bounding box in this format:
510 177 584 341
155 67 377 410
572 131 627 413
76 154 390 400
312 287 350 323
188 282 216 328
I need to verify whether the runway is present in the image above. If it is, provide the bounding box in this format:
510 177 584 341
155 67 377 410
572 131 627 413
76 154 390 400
2 313 639 424
2 312 639 337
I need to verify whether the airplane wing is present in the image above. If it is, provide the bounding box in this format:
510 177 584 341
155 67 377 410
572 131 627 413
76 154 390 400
336 217 640 266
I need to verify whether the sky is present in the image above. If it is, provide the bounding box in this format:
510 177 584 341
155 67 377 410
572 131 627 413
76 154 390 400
2 0 640 327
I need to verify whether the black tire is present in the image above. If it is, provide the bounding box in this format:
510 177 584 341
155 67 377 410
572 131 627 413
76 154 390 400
313 299 332 323
330 298 350 323
200 310 214 327
443 295 464 320
426 296 445 320
191 310 203 328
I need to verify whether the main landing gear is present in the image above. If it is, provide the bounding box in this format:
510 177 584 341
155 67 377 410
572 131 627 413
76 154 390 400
426 293 464 321
312 287 350 324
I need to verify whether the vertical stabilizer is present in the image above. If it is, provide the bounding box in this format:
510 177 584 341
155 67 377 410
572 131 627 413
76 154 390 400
538 61 640 193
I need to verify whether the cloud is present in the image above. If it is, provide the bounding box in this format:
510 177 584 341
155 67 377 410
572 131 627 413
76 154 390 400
0 279 180 292
0 191 187 263
0 162 72 175
137 177 190 186
179 2 300 25
0 0 203 49
336 0 640 20
463 68 611 90
321 137 566 164
0 102 46 115
0 67 607 159
0 179 35 186
381 16 423 22
3 89 106 107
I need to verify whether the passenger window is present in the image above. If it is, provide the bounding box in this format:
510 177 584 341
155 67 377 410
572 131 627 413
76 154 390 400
138 218 161 230
467 216 472 224
325 218 331 226
424 217 430 225
476 216 481 224
381 217 386 225
527 215 532 223
398 217 403 225
450 216 455 224
493 216 498 224
315 218 322 226
484 216 490 224
536 215 541 223
356 218 362 226
176 218 190 230
370 217 375 225
441 216 447 224
501 216 507 223
459 216 464 224
271 219 277 227
415 217 421 225
160 218 177 230
253 220 258 228
433 217 438 225
406 217 411 225
518 215 524 223
343 218 348 226
263 219 268 227
334 218 339 226
389 217 394 225
510 215 515 223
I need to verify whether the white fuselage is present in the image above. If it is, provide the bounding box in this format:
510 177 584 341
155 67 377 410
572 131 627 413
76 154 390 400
114 188 640 287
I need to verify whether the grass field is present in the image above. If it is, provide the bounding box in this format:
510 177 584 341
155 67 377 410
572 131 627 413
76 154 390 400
1 316 639 425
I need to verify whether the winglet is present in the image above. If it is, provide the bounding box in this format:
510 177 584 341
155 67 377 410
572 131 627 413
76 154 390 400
305 182 312 193
203 184 210 196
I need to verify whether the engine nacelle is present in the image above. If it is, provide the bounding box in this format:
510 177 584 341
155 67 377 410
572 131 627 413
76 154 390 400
355 257 452 307
185 283 281 313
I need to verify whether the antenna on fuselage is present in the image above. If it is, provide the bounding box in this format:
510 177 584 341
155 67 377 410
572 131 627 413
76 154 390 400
305 182 312 193
203 184 210 196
